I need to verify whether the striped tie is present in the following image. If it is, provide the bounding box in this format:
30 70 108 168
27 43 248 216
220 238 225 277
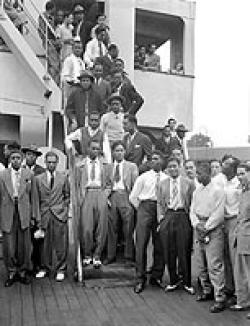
171 179 179 210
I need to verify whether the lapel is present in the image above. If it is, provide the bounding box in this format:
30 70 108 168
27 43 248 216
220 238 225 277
53 171 60 190
179 177 188 206
127 132 140 154
164 177 171 205
122 161 129 188
78 159 88 186
100 158 106 187
41 172 50 189
18 168 28 197
3 169 14 199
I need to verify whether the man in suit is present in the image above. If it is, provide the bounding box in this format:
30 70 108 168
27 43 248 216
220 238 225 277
229 163 250 314
130 151 167 293
105 141 138 265
76 140 112 268
111 72 144 115
0 149 40 287
65 70 103 130
21 144 45 274
123 114 152 168
190 163 226 313
35 151 70 282
158 156 195 295
65 111 104 159
72 5 93 51
155 124 180 163
92 62 111 110
95 43 119 80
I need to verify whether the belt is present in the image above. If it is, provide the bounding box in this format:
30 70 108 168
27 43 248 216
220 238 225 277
141 199 156 204
112 189 127 194
167 208 185 213
86 187 102 192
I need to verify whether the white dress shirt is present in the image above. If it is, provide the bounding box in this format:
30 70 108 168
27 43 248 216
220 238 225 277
211 172 227 188
113 160 125 191
11 168 21 197
190 182 225 231
129 169 168 209
65 127 101 150
224 176 241 218
61 53 85 83
86 157 101 187
100 111 124 143
168 176 184 210
84 38 107 68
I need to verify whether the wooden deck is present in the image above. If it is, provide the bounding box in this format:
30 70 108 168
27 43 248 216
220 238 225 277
0 261 249 326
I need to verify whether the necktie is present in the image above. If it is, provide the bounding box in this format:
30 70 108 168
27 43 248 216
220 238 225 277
171 179 179 210
85 92 89 126
50 172 54 189
155 172 161 194
98 41 103 57
90 160 96 181
114 163 120 183
15 171 20 196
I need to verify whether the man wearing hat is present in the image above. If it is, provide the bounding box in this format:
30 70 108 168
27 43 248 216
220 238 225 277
176 124 189 160
100 94 125 146
0 149 40 287
22 144 45 274
65 70 103 130
73 5 93 51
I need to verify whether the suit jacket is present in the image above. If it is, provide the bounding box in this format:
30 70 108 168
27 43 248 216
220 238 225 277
76 157 112 205
155 136 181 159
95 55 116 79
0 168 40 232
123 131 152 167
157 176 195 218
93 79 111 109
117 83 144 115
65 86 103 127
36 171 70 229
111 160 138 193
235 190 250 254
22 164 45 177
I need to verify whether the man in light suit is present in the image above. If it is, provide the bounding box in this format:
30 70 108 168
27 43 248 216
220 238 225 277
230 163 250 316
76 140 112 268
35 151 70 282
123 114 152 168
0 149 40 287
158 156 195 294
105 141 138 265
92 62 111 110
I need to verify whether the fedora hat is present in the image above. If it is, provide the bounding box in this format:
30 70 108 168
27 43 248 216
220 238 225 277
107 93 125 106
176 124 189 132
78 70 94 82
22 144 42 157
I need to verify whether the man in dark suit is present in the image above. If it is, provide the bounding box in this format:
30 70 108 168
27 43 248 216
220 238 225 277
21 144 45 274
105 141 138 265
65 70 103 130
92 62 111 110
0 149 40 287
72 5 93 51
95 43 119 80
35 151 70 282
112 72 144 115
123 114 152 168
157 156 195 294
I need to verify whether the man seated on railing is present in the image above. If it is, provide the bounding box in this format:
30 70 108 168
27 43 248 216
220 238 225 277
61 37 85 103
38 0 60 84
144 44 161 72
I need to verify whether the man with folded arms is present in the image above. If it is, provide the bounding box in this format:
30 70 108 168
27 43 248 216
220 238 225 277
130 151 167 293
158 156 195 295
105 141 138 266
190 163 226 313
35 151 70 282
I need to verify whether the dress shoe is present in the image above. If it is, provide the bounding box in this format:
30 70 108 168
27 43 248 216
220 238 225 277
55 272 65 282
93 257 102 269
4 276 16 287
226 295 237 306
210 301 226 313
165 283 178 292
134 282 145 294
149 277 163 288
183 285 195 295
82 256 92 266
229 304 246 311
196 292 213 302
19 274 31 285
35 270 48 279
